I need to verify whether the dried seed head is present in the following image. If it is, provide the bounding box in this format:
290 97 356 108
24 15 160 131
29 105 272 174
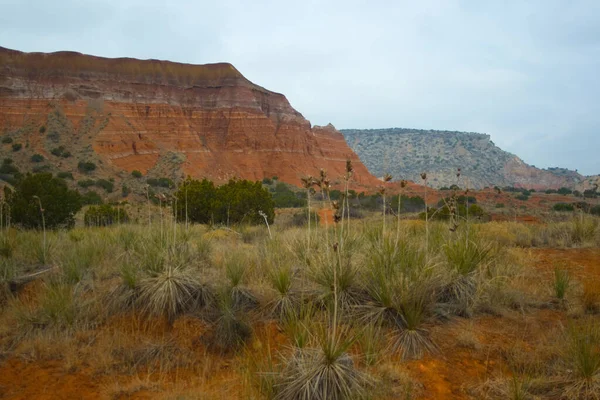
334 213 342 223
378 186 386 195
400 179 407 188
333 242 339 252
332 200 340 210
346 160 353 174
420 172 427 180
383 173 392 182
319 169 327 180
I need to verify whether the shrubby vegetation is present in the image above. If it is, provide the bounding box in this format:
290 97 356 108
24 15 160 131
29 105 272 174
173 178 275 225
5 173 82 229
84 204 129 226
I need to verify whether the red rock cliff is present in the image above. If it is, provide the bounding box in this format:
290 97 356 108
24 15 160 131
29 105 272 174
0 47 378 187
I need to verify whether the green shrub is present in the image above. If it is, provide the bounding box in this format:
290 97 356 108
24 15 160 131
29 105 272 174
1 137 13 144
94 179 114 193
557 187 573 195
516 194 529 201
50 146 70 158
31 154 44 163
272 182 305 208
78 179 95 188
147 177 174 188
173 178 274 225
495 203 505 208
39 126 46 134
57 172 74 180
122 184 130 197
84 204 129 226
553 203 574 212
131 170 142 178
77 161 96 173
11 143 22 152
81 190 103 205
6 173 82 229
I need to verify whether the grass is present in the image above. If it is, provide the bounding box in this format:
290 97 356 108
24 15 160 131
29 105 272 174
553 267 570 301
0 214 598 397
563 321 600 399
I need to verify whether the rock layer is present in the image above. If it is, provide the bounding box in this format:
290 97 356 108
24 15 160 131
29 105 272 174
0 47 377 187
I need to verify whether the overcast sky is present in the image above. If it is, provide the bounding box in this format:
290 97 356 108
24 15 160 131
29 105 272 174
1 0 598 175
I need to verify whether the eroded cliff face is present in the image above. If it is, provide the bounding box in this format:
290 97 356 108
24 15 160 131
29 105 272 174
0 47 377 187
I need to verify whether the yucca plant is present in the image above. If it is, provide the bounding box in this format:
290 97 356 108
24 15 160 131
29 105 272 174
268 265 300 321
208 286 252 352
137 264 202 327
562 322 600 399
360 262 437 360
309 254 364 312
275 327 371 400
225 254 258 311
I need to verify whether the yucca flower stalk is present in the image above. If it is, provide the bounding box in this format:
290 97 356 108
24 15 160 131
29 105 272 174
396 179 407 244
420 172 429 255
301 176 315 249
32 195 46 264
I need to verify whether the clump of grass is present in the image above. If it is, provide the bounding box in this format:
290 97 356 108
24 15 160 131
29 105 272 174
360 252 437 360
570 216 598 245
438 234 493 316
0 258 18 303
310 254 364 312
275 329 371 400
268 265 300 321
137 264 202 327
562 321 600 399
225 253 258 311
553 267 570 301
207 287 252 352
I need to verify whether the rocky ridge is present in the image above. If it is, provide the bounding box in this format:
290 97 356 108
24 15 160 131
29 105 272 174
341 128 596 190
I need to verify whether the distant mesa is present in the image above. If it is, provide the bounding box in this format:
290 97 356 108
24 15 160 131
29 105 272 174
0 46 378 190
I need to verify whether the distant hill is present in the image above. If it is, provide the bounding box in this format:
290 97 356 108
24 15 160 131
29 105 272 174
341 128 594 190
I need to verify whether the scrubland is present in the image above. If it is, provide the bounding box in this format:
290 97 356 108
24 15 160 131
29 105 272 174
0 211 599 399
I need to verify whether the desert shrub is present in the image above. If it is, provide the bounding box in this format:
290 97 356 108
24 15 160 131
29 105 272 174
6 173 82 229
80 190 103 205
147 177 174 188
558 187 573 195
57 171 73 180
1 136 13 144
94 178 114 193
554 203 575 212
77 161 96 173
262 177 273 185
11 143 22 152
78 179 95 188
272 182 305 208
516 194 529 201
173 178 274 225
495 203 505 208
121 184 130 197
0 158 19 175
30 154 44 163
84 204 128 226
50 146 70 158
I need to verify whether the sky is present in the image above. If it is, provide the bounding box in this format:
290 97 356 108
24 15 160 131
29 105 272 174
1 0 599 175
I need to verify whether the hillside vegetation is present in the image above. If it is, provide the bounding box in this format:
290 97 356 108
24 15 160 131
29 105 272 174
341 128 588 189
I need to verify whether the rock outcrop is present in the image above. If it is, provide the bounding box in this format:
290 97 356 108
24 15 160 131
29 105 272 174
0 47 377 189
